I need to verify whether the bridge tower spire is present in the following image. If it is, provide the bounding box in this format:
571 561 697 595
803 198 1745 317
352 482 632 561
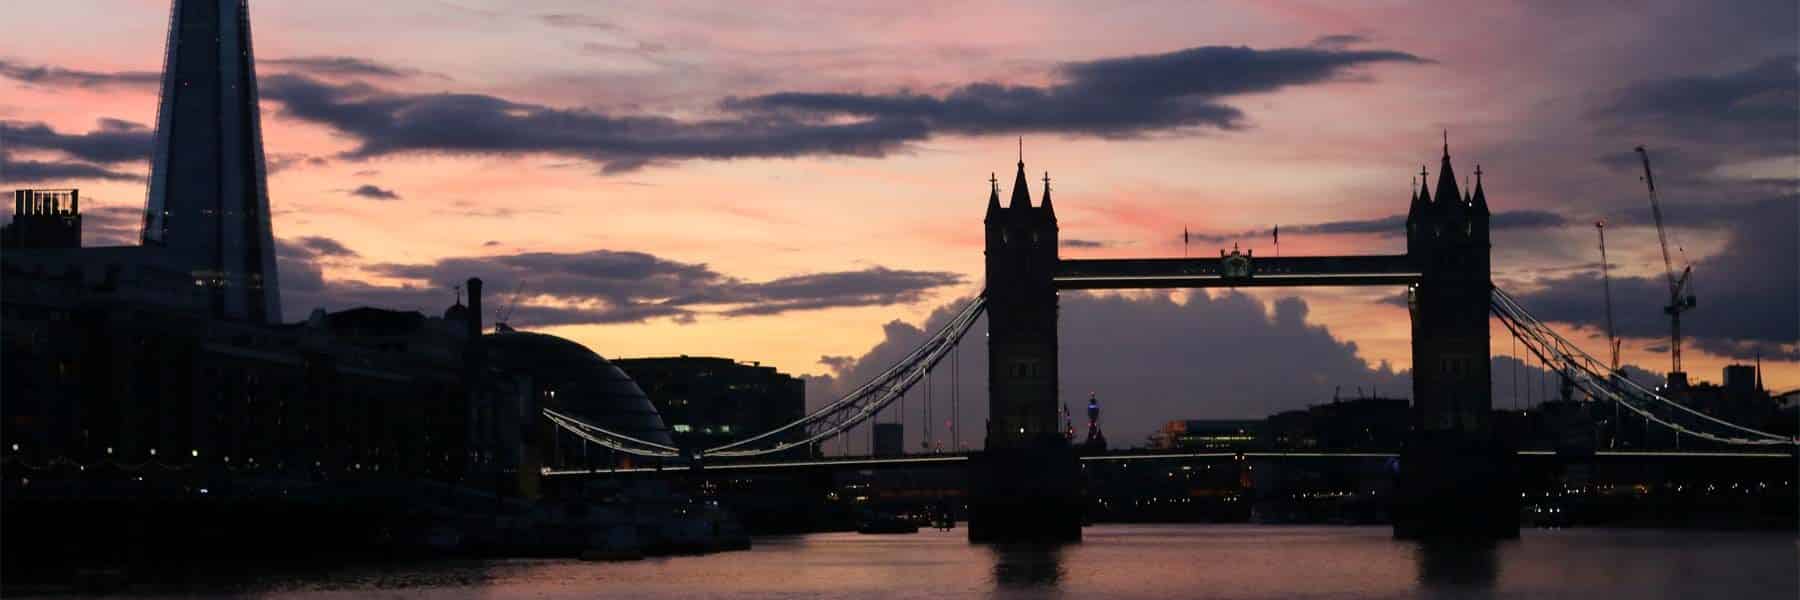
1008 155 1033 209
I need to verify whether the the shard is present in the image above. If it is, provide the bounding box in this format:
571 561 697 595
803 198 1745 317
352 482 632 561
142 0 281 323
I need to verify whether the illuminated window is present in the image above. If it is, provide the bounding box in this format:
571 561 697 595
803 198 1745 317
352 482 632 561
673 424 692 433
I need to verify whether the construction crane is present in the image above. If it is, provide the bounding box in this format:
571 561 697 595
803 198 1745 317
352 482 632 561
495 280 526 331
1634 146 1697 383
1594 220 1621 372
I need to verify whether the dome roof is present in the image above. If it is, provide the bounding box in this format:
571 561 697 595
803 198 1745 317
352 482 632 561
485 330 672 447
443 302 469 322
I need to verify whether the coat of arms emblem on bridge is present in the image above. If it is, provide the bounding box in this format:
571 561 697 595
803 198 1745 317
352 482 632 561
1219 244 1253 279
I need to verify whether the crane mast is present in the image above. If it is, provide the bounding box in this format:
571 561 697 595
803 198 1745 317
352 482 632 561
496 280 527 331
1635 146 1696 384
1595 221 1620 372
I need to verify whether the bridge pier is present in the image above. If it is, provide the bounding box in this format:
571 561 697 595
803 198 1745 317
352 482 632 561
1393 434 1520 540
967 438 1084 543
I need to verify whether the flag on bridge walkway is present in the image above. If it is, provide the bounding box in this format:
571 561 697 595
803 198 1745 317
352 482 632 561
1273 225 1280 256
1183 227 1189 256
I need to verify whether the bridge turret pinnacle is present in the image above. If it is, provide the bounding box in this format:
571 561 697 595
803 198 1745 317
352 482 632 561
986 172 1002 219
1407 174 1426 219
1040 171 1055 219
1471 165 1488 216
1008 158 1033 210
1418 165 1432 205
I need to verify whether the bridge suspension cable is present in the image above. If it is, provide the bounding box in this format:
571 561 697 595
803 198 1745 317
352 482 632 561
536 296 985 461
1491 286 1794 446
543 407 683 459
701 295 988 458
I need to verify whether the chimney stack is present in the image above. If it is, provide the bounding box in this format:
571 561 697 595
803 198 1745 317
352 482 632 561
466 278 484 339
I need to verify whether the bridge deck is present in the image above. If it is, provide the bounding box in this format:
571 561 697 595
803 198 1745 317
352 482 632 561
1055 255 1419 289
543 449 1792 477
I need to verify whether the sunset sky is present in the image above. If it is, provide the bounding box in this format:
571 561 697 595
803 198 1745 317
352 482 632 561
3 1 1794 444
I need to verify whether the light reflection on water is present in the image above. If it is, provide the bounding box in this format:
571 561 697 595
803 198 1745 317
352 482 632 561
48 525 1800 599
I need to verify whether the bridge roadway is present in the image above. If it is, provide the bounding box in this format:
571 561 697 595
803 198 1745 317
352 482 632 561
543 449 1794 477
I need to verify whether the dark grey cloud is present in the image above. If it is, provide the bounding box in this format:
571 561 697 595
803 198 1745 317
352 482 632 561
728 45 1428 138
721 268 963 317
0 156 140 185
274 236 361 294
1490 354 1663 408
346 184 400 200
1060 238 1112 249
264 56 439 80
76 205 144 246
811 290 1680 452
538 13 619 31
1490 210 1575 230
1508 197 1797 360
0 60 158 89
1597 54 1797 155
275 244 326 293
255 44 1425 172
808 291 1409 452
282 248 962 326
579 40 668 58
259 73 930 173
294 236 358 258
1190 209 1569 243
1 119 153 164
266 153 329 174
1309 34 1369 50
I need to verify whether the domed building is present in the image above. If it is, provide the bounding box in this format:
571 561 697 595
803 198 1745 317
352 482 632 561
483 326 674 453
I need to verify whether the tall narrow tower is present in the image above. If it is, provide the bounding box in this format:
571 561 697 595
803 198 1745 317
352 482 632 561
143 0 282 323
1407 139 1491 436
983 158 1059 449
1397 137 1514 540
971 154 1080 543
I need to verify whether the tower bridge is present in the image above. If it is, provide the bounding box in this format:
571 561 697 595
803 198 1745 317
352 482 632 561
962 140 1499 541
541 143 1796 543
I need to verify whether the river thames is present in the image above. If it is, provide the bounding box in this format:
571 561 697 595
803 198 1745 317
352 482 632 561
35 524 1797 599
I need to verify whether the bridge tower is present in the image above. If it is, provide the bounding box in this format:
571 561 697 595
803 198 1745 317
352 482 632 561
969 158 1083 543
1396 139 1518 539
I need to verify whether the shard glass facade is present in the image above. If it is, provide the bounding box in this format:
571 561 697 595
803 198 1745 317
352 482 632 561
143 0 281 323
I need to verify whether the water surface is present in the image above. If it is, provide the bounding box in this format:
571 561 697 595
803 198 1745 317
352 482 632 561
43 525 1800 599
